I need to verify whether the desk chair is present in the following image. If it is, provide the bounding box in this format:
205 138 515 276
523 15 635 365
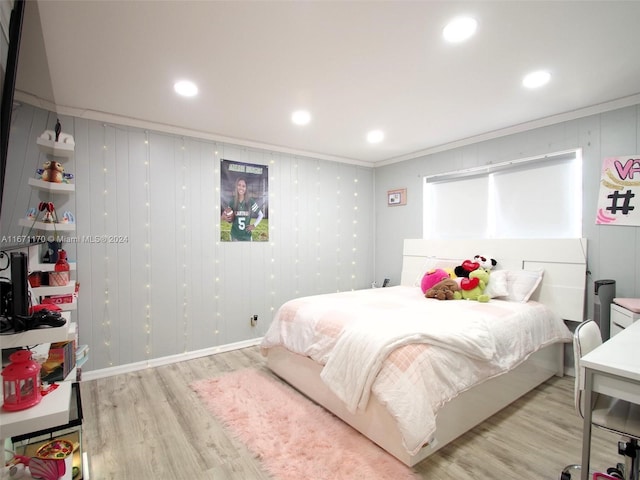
561 320 640 480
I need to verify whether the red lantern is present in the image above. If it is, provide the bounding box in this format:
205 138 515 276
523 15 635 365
2 349 42 411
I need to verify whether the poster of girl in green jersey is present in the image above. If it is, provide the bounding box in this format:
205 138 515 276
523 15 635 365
220 159 269 241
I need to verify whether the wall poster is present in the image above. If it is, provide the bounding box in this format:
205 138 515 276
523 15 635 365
596 155 640 226
220 159 269 241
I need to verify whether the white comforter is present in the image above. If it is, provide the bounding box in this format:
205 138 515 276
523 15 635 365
260 285 572 455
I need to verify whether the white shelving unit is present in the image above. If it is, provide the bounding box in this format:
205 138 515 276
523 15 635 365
0 314 77 439
2 129 85 467
21 129 79 312
19 129 77 234
0 312 77 439
31 278 77 312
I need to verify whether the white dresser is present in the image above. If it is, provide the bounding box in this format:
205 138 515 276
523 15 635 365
611 299 640 337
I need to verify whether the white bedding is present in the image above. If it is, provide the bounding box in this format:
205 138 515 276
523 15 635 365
260 285 572 455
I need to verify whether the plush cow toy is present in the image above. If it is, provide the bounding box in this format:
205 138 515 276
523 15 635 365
454 254 497 278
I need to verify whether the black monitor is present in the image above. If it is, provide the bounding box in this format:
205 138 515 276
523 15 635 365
0 0 25 213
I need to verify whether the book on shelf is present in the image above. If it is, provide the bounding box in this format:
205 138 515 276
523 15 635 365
41 340 76 383
75 344 89 368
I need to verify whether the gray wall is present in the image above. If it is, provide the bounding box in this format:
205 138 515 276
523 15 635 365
374 104 640 321
4 102 640 373
1 104 374 372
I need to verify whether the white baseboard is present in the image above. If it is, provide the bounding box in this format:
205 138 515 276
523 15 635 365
80 337 263 381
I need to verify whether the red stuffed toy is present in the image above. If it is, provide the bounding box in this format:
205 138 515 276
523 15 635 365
454 259 480 278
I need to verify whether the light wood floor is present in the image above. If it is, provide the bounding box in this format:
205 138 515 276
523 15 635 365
80 346 623 479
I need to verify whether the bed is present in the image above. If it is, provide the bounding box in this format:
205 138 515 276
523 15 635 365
260 238 587 466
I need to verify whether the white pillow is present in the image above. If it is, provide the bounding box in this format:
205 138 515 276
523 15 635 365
485 269 509 298
505 269 544 303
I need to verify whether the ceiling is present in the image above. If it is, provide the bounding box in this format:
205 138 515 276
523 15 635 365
14 1 640 166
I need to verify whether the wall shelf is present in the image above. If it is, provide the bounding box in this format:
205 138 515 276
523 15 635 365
0 381 74 439
28 177 75 193
29 261 77 273
18 218 76 231
32 281 76 297
36 136 75 159
26 244 76 273
55 300 77 312
11 382 82 443
0 314 72 349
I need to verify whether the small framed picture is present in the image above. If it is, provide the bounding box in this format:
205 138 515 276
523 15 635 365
387 188 406 206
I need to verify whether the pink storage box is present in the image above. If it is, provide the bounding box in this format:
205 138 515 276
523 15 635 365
42 294 73 305
613 297 640 313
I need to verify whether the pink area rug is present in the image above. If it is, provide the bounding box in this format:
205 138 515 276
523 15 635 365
191 368 419 480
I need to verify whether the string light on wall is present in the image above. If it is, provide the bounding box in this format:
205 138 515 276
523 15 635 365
269 155 276 316
101 125 113 366
144 131 153 361
180 139 190 352
352 175 359 290
316 163 321 281
292 159 300 296
336 174 342 289
213 148 221 340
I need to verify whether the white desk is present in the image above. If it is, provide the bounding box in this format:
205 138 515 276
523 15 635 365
580 320 640 480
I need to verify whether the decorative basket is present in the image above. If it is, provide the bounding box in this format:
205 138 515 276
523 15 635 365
48 271 70 286
28 272 42 287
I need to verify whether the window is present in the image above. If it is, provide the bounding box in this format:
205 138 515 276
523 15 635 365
423 149 582 239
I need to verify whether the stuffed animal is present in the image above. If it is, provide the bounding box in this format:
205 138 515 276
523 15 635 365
41 161 64 183
425 278 461 300
454 259 480 278
460 267 491 302
454 255 497 278
473 255 497 271
420 268 450 294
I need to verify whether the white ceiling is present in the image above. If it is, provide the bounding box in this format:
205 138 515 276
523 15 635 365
14 1 640 166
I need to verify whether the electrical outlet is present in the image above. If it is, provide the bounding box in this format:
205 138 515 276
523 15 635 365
251 314 258 327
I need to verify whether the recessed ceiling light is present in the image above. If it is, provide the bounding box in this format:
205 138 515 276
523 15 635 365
443 17 478 43
174 80 198 97
367 130 384 144
522 70 551 89
291 110 311 125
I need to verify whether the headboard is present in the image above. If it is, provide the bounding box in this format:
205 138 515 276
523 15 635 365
401 238 588 323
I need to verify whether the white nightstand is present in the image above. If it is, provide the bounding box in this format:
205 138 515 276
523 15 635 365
611 300 640 337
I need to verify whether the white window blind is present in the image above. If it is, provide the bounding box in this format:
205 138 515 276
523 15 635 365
423 149 582 239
